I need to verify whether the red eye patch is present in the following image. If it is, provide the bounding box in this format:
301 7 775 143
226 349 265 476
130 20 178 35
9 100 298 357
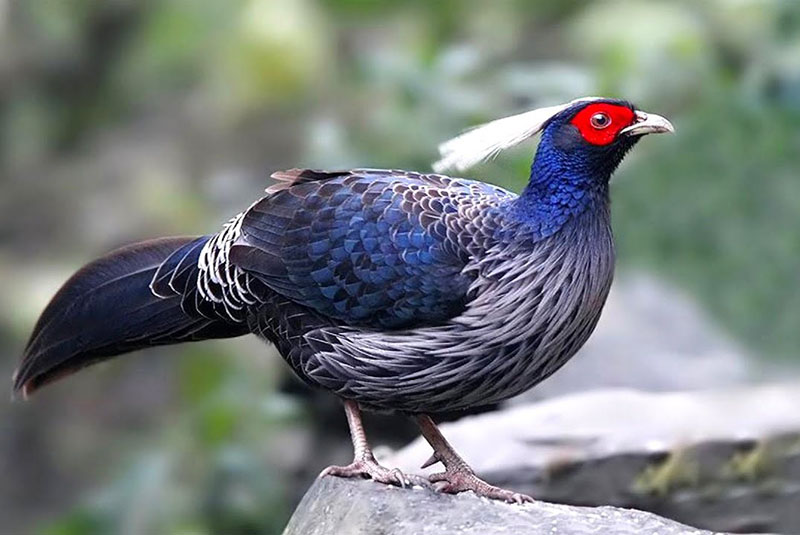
570 103 635 146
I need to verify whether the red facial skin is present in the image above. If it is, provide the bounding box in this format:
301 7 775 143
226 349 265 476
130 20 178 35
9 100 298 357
570 103 636 146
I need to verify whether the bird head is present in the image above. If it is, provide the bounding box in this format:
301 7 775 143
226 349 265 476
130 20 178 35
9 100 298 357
532 98 674 184
433 97 674 182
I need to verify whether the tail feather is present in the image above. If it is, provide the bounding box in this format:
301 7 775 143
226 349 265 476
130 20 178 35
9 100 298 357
13 236 248 398
150 235 225 320
150 236 208 298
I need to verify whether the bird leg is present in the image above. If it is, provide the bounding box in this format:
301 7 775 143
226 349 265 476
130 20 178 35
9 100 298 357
321 400 429 488
415 414 533 504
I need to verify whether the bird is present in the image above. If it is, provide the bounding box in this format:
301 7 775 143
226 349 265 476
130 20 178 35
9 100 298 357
12 97 673 503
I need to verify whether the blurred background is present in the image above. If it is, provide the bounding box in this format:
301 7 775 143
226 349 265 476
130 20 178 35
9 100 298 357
2 0 800 533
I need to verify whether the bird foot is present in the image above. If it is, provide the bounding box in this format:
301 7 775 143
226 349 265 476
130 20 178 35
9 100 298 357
429 468 533 504
321 457 431 489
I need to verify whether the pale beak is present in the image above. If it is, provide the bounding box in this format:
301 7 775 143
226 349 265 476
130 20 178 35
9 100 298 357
620 110 675 137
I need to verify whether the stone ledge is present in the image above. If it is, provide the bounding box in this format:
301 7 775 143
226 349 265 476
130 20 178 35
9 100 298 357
282 476 713 535
384 385 800 533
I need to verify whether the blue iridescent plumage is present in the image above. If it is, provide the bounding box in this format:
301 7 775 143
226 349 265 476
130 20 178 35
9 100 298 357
230 170 514 329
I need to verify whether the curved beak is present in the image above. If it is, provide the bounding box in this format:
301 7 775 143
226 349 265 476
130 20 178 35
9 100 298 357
620 110 674 137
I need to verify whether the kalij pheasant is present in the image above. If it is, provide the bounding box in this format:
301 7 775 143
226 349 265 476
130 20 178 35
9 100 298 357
13 98 673 502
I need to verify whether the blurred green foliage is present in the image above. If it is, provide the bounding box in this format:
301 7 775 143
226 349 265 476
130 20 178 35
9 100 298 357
2 0 800 534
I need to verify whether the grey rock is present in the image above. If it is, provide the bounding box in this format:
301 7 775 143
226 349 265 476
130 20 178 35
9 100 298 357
283 476 712 535
387 385 800 533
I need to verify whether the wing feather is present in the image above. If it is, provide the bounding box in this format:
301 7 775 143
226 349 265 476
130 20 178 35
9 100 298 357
230 169 513 328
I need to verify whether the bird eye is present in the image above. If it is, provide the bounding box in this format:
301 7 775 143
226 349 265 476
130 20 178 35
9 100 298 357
590 112 611 129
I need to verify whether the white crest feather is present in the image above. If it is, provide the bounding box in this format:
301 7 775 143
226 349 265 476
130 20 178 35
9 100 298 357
432 97 603 173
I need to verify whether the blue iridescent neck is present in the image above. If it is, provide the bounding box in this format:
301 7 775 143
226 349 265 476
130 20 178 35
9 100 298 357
509 128 610 239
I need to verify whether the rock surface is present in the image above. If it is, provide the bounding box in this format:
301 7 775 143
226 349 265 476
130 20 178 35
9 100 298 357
283 476 712 535
386 384 800 533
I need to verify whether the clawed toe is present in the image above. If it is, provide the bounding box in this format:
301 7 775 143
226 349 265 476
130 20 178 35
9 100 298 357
415 415 534 504
428 469 534 504
319 463 364 480
320 459 430 489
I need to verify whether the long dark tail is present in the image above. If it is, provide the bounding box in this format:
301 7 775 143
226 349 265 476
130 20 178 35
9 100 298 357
13 236 248 398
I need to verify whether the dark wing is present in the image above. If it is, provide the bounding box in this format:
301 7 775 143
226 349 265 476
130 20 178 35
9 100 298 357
229 169 513 329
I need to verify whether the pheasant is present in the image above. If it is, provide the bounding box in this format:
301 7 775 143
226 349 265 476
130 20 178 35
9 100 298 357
13 97 673 502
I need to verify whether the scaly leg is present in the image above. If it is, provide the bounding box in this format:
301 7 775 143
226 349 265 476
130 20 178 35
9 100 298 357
321 400 428 488
415 414 533 504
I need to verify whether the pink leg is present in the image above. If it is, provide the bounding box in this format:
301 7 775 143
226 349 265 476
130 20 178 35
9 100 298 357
416 414 533 504
321 400 428 488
